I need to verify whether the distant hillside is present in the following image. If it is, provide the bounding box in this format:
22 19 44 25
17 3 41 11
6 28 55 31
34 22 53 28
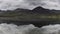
0 6 60 14
0 6 59 22
32 6 50 14
32 6 60 14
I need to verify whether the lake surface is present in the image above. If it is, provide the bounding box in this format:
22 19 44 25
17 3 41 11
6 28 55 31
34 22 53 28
0 22 60 34
0 20 60 27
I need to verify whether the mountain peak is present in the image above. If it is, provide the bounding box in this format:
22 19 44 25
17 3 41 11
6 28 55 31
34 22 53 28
32 6 50 14
33 6 45 10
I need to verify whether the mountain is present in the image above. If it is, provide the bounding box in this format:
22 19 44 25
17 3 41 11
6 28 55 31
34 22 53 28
0 6 59 23
0 6 60 14
0 7 51 14
32 6 60 14
32 6 50 14
0 8 33 14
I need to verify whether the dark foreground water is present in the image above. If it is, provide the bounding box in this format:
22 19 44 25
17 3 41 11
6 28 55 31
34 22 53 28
0 20 60 27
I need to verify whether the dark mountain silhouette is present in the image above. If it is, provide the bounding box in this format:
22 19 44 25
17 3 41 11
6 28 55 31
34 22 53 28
0 8 33 14
32 6 60 14
32 6 52 14
0 6 60 14
0 6 51 14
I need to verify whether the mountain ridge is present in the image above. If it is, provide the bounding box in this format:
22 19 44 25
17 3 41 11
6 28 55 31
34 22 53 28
0 6 60 14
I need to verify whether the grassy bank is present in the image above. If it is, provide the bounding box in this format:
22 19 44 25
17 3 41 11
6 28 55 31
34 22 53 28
0 12 60 21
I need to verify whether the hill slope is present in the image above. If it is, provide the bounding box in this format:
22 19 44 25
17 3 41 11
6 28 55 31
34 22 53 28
0 7 59 22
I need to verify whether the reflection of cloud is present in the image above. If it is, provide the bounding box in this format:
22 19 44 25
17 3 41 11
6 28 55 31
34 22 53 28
0 23 60 34
0 23 36 34
39 24 60 34
0 0 60 10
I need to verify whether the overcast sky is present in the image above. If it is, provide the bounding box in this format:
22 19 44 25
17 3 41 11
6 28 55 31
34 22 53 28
0 0 60 10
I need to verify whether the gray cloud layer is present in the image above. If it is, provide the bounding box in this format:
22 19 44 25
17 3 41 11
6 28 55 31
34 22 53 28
25 0 60 10
0 0 60 10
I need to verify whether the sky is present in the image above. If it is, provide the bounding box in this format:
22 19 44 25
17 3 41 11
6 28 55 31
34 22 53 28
0 0 60 10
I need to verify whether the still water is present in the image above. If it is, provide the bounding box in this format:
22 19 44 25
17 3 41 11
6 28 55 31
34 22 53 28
0 23 59 34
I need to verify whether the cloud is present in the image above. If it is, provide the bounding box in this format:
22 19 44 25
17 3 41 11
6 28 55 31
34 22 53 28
40 0 60 10
0 0 60 10
0 0 37 10
25 0 60 10
24 0 60 10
